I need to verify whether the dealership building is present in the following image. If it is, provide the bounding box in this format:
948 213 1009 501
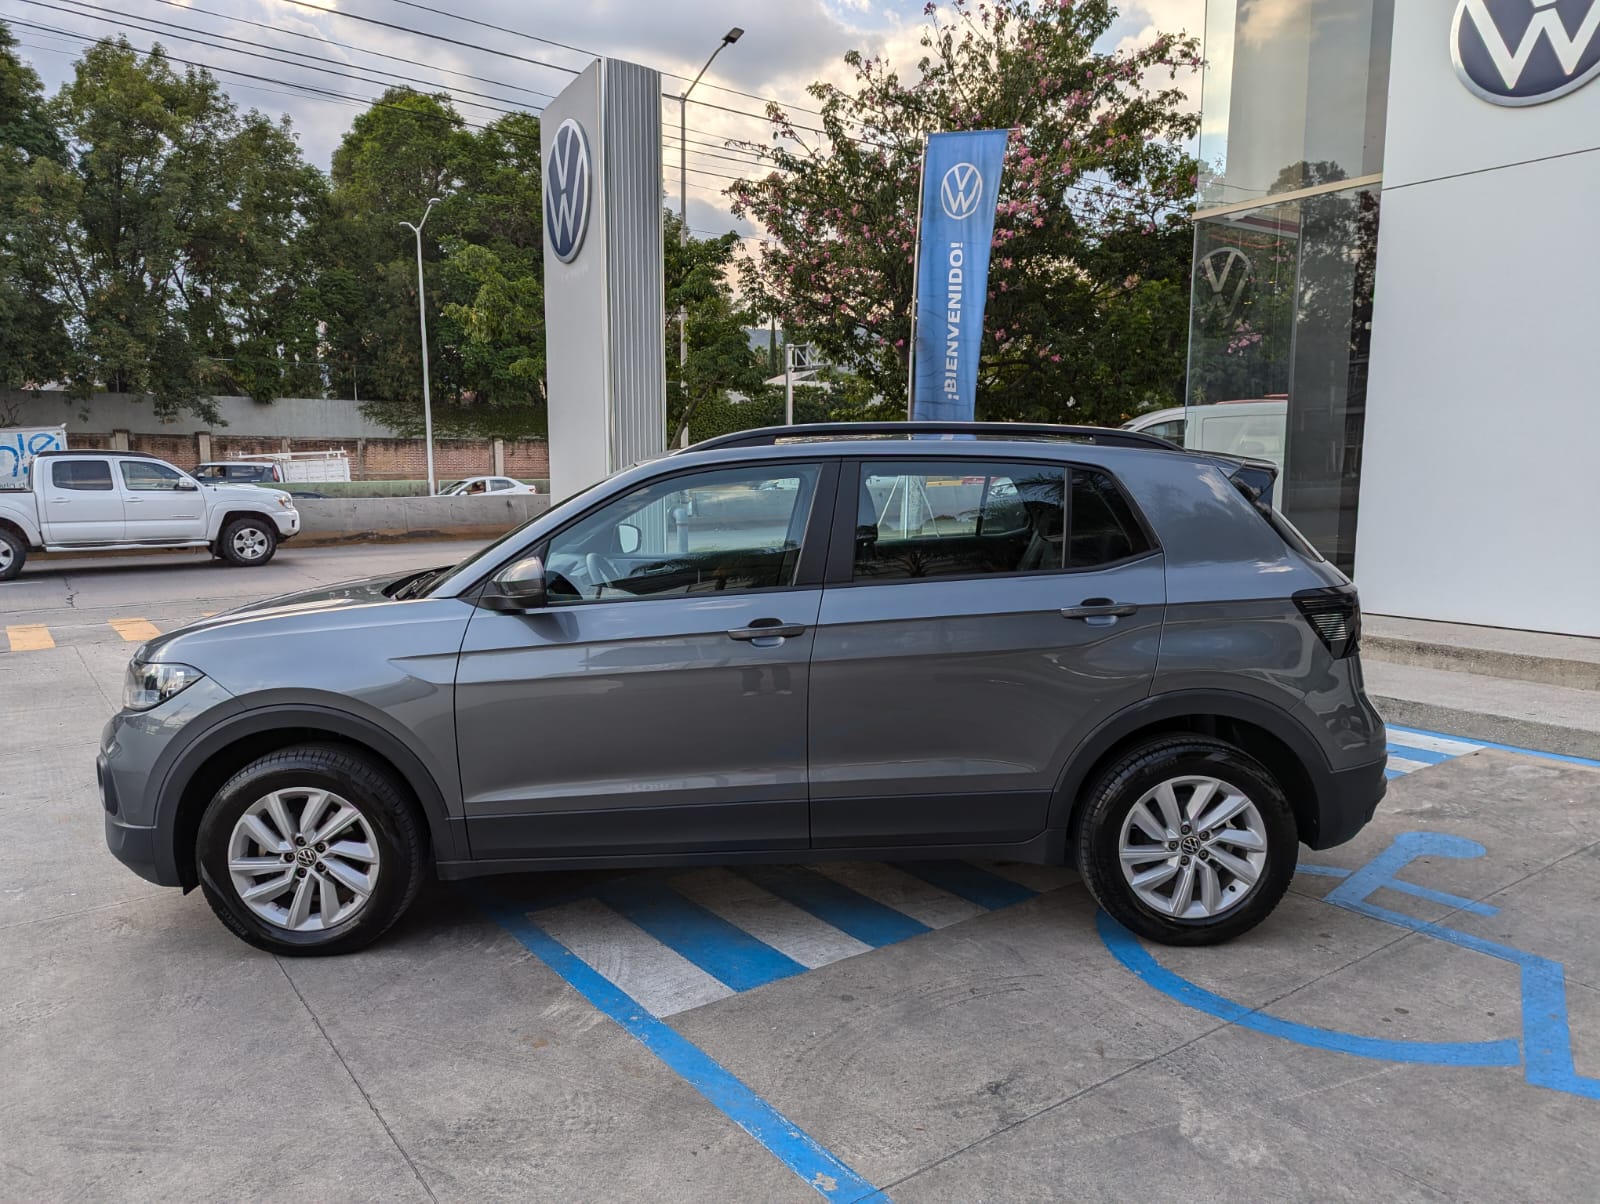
1187 0 1599 637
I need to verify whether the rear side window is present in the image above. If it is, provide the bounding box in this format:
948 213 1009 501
854 461 1065 580
1068 469 1151 568
51 460 113 491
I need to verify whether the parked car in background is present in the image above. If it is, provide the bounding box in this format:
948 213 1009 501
99 421 1384 956
196 461 284 484
438 476 539 496
0 450 298 579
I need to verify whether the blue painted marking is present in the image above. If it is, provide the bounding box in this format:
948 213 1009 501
1096 910 1521 1068
1294 864 1350 879
596 878 807 992
472 888 891 1202
1386 742 1452 766
1297 857 1497 917
1386 724 1600 769
1384 768 1405 780
738 866 932 947
896 862 1038 911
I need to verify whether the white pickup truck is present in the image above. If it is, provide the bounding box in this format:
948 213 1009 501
0 450 300 580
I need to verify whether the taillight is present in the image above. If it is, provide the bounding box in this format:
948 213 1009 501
1294 586 1361 658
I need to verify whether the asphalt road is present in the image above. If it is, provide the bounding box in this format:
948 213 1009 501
3 541 1600 1200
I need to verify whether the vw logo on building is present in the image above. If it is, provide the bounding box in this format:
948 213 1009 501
1452 0 1600 106
940 162 984 220
544 118 592 263
1197 247 1252 318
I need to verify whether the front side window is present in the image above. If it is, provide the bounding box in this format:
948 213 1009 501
120 461 186 491
854 461 1065 580
51 460 113 491
542 464 821 603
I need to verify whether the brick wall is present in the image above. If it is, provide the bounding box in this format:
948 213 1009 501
109 433 549 481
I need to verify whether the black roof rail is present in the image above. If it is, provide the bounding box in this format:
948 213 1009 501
682 421 1177 454
30 448 167 461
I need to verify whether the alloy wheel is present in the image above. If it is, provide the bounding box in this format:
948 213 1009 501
226 788 381 932
231 526 270 561
1117 775 1269 920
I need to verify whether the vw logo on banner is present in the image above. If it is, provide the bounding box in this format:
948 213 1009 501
544 118 592 263
939 162 984 220
1452 0 1600 105
1197 246 1252 318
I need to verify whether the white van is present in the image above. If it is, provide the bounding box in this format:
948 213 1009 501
1123 398 1288 479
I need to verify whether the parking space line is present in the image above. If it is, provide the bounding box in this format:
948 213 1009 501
897 861 1040 911
1386 754 1434 777
108 618 161 642
478 889 889 1203
5 624 54 652
1384 726 1484 757
594 879 808 993
1389 723 1600 769
667 868 875 970
533 898 732 1017
737 866 932 947
812 862 986 929
1385 742 1453 766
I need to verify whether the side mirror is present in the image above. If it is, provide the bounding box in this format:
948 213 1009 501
481 555 547 612
617 522 641 555
176 479 199 491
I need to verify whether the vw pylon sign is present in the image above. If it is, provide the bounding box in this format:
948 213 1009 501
544 119 592 262
1452 0 1600 106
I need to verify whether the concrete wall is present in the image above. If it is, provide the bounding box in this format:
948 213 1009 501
1355 0 1600 637
295 494 550 544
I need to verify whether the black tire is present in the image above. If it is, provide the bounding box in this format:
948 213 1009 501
195 744 427 956
1074 735 1298 947
0 527 25 581
218 516 278 566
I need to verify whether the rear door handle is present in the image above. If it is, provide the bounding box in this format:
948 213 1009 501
1061 598 1139 620
728 619 806 642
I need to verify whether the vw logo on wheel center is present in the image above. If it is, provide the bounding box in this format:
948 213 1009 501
544 118 592 263
939 162 984 221
1452 0 1600 106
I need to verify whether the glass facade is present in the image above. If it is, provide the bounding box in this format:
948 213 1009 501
1187 0 1393 572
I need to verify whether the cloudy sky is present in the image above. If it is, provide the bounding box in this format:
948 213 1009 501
4 0 1204 237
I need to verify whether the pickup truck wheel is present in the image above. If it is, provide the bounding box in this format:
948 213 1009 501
220 517 277 566
0 528 24 580
1074 736 1297 947
195 744 426 956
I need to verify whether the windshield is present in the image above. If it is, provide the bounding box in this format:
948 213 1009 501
439 480 467 495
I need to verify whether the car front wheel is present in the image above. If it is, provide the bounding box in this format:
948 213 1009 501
1074 735 1298 946
195 744 426 955
218 517 278 566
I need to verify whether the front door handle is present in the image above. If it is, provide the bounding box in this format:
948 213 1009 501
1061 598 1139 620
728 619 806 642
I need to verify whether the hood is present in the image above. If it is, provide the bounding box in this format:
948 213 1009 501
202 480 294 506
137 567 445 661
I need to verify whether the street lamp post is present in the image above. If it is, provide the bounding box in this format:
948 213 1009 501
677 27 743 448
400 196 442 494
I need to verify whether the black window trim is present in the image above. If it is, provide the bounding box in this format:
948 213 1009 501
480 458 842 608
824 455 1160 587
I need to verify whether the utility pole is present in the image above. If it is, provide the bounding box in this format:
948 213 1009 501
399 197 442 494
677 27 743 448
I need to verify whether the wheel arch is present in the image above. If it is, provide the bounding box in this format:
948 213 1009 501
0 514 39 548
157 705 463 890
213 509 279 541
1049 690 1329 846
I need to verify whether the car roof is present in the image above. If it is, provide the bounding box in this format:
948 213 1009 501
32 449 167 461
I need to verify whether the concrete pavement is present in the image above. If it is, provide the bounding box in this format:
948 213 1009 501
2 544 1598 1200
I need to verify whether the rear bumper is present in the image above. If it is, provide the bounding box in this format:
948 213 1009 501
1305 756 1387 850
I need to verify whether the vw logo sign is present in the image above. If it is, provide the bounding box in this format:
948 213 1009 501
1452 0 1600 106
939 162 984 221
544 118 592 263
1197 246 1252 318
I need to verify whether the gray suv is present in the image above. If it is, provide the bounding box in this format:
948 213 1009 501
99 423 1387 955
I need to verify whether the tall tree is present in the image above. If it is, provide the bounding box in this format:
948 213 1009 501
11 35 324 416
729 0 1203 426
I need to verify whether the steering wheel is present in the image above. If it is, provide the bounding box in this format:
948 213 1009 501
585 552 620 595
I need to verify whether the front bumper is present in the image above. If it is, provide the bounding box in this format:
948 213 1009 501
277 509 301 539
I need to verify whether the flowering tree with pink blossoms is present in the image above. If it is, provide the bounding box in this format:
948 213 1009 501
728 0 1203 425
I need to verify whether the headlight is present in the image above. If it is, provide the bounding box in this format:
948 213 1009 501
124 662 205 711
278 495 295 509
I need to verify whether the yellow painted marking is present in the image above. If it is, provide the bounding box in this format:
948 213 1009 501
109 618 162 642
6 624 55 652
202 611 218 618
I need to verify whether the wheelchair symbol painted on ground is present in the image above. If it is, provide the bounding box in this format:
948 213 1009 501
1100 831 1600 1101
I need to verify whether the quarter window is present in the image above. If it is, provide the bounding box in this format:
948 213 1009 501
542 464 821 603
1068 469 1151 568
50 460 113 491
853 462 1065 580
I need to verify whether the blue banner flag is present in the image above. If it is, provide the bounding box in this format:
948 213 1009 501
910 129 1009 421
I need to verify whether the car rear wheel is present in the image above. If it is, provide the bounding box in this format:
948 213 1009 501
195 744 426 955
0 527 25 580
219 517 277 566
1074 735 1297 946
